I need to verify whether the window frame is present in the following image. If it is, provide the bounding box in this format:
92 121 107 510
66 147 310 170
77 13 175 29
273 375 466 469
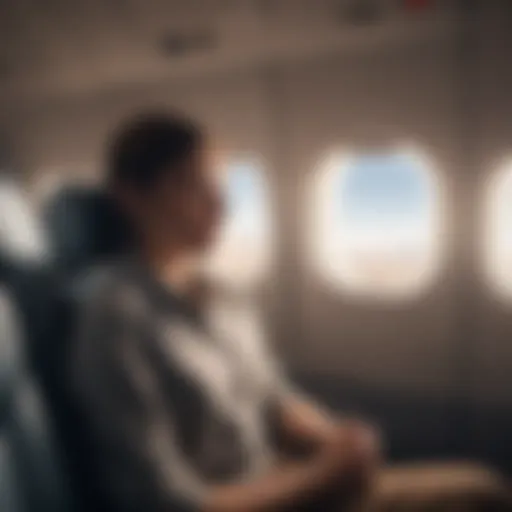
206 153 274 289
306 145 445 301
482 157 512 301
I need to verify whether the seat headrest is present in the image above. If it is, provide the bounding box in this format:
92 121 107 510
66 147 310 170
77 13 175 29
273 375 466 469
43 187 132 275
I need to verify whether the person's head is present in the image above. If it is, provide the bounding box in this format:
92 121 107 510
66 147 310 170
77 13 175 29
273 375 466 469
107 111 223 257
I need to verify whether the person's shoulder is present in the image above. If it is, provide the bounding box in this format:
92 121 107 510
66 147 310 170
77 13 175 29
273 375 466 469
206 279 265 337
75 258 149 318
205 275 255 307
71 260 150 370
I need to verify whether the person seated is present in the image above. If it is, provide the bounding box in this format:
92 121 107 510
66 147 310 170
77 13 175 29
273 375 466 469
69 111 381 512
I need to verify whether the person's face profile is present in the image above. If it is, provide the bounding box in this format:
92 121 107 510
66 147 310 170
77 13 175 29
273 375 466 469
149 145 225 252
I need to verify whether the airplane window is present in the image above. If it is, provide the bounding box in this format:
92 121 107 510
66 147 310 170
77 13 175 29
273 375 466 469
0 178 46 261
205 157 272 288
484 161 512 298
309 149 441 298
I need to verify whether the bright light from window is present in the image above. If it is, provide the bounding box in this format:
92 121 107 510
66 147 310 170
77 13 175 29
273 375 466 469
309 148 441 298
0 178 46 261
484 160 512 299
206 157 272 288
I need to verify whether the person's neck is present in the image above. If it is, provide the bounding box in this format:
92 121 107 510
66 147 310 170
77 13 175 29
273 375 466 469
140 239 201 300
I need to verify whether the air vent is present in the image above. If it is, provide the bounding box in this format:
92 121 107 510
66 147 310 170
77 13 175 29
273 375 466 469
159 28 218 57
338 0 390 26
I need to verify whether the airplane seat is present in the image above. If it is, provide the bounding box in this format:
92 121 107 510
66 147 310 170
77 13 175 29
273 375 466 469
0 282 25 512
39 186 131 512
40 187 512 512
0 274 72 512
0 180 74 512
43 186 131 280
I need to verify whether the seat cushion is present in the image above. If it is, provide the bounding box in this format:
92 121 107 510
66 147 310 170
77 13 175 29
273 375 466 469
376 462 511 511
0 288 72 512
0 294 22 511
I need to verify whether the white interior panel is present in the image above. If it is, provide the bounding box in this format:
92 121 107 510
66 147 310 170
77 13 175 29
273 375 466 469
275 38 464 398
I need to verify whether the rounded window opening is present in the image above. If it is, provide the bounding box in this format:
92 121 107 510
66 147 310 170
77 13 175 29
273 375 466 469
0 177 47 262
309 148 442 299
484 160 512 299
205 156 272 289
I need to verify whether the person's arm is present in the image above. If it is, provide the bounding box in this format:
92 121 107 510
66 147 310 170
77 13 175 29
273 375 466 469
262 372 380 511
258 332 380 460
279 392 339 448
278 391 379 453
72 289 353 512
205 446 353 512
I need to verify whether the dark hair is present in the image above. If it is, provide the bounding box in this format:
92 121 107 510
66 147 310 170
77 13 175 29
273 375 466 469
107 111 203 190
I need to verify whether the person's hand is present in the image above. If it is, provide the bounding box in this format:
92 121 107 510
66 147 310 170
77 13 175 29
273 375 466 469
337 419 381 462
310 422 381 510
319 419 382 479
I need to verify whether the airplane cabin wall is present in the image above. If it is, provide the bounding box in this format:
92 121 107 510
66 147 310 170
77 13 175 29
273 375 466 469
468 0 512 470
4 0 511 470
273 22 466 462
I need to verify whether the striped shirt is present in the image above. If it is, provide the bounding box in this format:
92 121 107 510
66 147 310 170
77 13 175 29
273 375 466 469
70 258 292 512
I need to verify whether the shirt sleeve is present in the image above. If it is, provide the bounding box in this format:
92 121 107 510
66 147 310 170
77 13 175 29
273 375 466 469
251 312 304 405
250 309 334 454
71 286 207 512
